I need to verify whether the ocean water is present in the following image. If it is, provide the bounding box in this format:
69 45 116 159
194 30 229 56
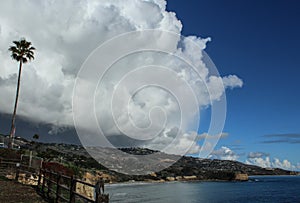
106 176 300 203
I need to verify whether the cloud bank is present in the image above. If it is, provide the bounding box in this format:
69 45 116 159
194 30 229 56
0 0 243 154
246 152 299 171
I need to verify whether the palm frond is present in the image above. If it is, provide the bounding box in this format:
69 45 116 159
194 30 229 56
13 41 20 47
26 53 34 61
11 53 19 61
8 46 17 52
8 38 36 63
22 57 28 63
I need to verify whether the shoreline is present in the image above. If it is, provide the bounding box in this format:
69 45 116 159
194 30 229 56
249 174 300 177
106 174 300 186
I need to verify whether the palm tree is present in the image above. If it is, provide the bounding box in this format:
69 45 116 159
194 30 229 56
8 38 35 149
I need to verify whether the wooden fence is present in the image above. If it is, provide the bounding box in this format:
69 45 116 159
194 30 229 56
37 168 109 203
0 158 109 203
0 158 38 182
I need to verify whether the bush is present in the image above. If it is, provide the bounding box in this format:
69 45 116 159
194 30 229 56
0 148 21 160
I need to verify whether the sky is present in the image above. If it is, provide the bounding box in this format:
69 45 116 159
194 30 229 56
167 0 300 170
0 0 299 171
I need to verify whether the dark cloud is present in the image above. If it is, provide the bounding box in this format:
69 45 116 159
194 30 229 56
0 113 81 145
261 134 300 144
261 139 300 144
264 134 300 138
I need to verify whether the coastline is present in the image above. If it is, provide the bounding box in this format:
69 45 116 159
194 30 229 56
106 174 300 186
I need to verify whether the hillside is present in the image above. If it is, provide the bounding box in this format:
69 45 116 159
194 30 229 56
1 135 297 183
25 143 297 182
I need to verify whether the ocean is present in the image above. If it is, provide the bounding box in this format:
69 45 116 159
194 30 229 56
106 176 300 203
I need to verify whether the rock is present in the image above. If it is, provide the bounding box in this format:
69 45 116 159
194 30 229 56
76 171 114 199
166 177 175 181
235 173 248 181
183 175 197 180
175 176 183 181
150 172 157 177
76 182 94 199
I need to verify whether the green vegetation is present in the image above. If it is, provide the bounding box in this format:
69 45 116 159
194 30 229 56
33 134 40 141
0 148 21 159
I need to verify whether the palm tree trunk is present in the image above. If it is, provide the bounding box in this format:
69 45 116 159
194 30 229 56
8 60 23 149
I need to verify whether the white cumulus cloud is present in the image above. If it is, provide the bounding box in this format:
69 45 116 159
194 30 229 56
0 0 243 154
246 152 298 171
209 146 239 161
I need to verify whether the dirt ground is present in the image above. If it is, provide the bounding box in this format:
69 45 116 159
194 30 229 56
0 177 46 203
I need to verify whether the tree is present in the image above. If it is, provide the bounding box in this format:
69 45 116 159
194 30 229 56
33 133 39 141
8 38 35 149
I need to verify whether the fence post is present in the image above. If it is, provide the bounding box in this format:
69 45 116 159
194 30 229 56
37 168 42 192
56 173 61 203
47 171 52 199
69 176 76 203
95 193 98 203
15 163 20 181
41 170 46 197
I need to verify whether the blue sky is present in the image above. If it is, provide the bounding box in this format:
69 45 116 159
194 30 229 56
167 0 300 166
